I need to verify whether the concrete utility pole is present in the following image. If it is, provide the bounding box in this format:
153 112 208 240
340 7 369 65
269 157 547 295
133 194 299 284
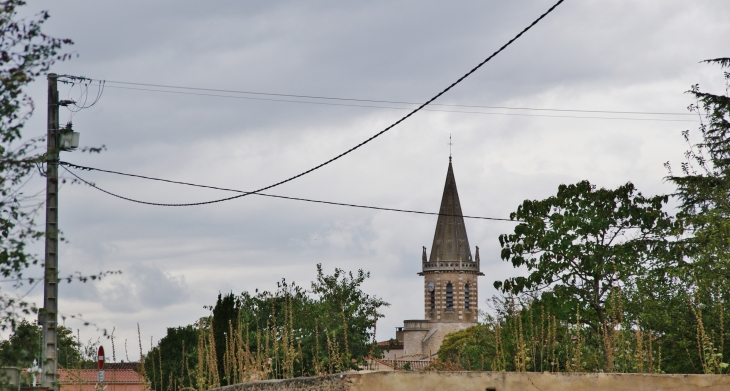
41 73 59 390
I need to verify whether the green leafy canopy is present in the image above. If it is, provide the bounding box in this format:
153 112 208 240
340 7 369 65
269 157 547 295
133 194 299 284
495 180 678 330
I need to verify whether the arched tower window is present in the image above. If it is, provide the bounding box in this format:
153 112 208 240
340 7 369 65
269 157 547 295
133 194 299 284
446 283 453 311
464 283 470 312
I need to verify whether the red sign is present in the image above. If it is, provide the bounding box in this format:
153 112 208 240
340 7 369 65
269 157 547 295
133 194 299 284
97 346 105 370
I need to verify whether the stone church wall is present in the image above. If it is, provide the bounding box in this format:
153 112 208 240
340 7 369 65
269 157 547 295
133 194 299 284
421 322 472 356
402 329 427 356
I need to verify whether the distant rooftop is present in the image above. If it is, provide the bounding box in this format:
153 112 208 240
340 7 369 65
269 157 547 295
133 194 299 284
58 367 145 385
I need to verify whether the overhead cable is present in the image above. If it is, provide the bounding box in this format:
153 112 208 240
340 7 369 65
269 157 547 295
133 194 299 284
59 162 517 222
101 84 694 116
104 85 696 123
62 0 567 206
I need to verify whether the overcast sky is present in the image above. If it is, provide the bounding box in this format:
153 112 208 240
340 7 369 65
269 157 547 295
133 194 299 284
7 1 729 360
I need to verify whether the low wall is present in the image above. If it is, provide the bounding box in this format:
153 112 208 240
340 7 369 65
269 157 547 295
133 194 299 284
210 371 730 391
209 375 349 391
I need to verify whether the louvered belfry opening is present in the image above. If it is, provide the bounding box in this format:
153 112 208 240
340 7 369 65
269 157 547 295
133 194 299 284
446 283 453 311
465 283 470 311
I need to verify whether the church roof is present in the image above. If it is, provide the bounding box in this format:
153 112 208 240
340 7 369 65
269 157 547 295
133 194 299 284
428 158 472 263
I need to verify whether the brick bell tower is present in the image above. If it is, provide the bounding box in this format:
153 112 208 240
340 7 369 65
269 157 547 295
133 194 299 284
398 157 483 358
420 156 483 323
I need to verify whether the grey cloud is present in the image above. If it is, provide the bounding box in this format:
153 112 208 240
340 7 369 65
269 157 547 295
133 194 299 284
96 263 188 313
11 0 730 347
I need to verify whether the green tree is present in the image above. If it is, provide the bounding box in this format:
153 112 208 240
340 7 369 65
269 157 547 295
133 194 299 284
667 58 730 282
639 57 730 374
150 264 388 390
436 323 497 371
309 263 388 368
144 325 199 391
0 320 83 369
627 272 727 374
233 265 388 378
435 295 662 373
495 180 676 370
0 0 73 330
212 292 238 385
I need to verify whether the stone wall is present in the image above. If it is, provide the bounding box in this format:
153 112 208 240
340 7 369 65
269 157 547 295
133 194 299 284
401 320 472 357
208 374 349 391
401 328 427 356
209 371 730 391
420 321 470 356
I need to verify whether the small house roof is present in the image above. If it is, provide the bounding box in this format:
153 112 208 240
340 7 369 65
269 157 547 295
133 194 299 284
58 369 146 385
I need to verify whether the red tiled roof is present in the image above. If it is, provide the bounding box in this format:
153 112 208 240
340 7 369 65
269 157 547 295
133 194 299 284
104 363 141 371
58 369 146 384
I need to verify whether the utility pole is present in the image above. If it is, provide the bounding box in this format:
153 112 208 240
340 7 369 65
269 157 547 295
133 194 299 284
41 73 59 390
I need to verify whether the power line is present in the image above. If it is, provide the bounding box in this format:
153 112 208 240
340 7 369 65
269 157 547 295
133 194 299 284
244 0 566 197
63 0 567 207
61 165 244 206
101 84 694 116
104 85 697 123
59 162 517 222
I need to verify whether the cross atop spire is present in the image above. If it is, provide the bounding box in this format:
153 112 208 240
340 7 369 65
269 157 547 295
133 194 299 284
448 134 453 161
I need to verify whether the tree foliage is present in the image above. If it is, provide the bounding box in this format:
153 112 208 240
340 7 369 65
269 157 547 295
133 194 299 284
0 0 73 330
144 325 198 391
666 58 730 279
641 57 730 374
0 320 85 370
495 181 676 336
452 58 730 375
211 292 238 384
437 295 667 373
145 264 388 390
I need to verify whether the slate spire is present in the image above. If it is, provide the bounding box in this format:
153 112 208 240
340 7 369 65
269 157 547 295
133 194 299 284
428 158 472 263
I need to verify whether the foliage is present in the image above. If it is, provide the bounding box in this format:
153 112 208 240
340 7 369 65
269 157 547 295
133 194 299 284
665 58 730 283
211 292 238 384
653 57 730 374
495 180 676 370
143 325 198 391
0 320 85 370
0 0 73 330
435 320 497 371
475 59 730 375
438 295 667 373
669 58 730 219
627 276 729 374
489 177 730 373
309 263 387 366
145 264 388 390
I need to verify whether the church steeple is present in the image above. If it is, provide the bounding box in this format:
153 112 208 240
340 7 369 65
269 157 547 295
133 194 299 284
428 158 472 264
418 157 482 328
400 156 482 358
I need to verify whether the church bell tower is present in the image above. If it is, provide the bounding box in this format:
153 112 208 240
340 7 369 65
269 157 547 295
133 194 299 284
419 157 483 323
396 157 483 358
